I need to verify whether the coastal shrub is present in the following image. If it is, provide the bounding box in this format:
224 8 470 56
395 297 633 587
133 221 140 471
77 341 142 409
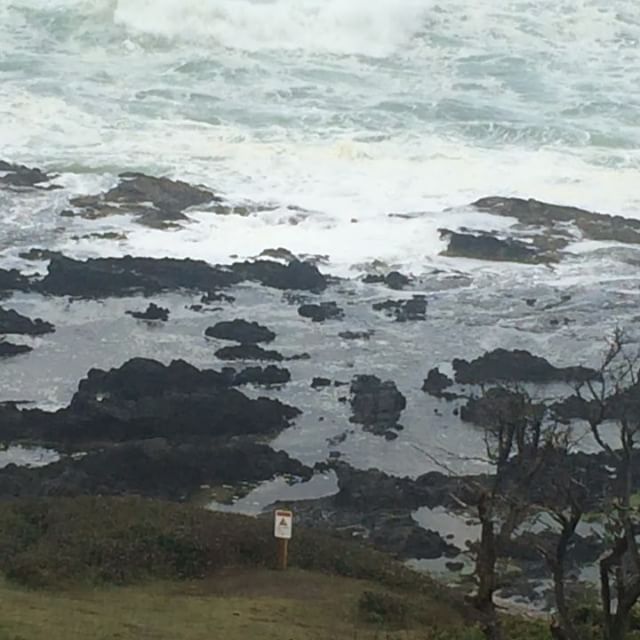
358 589 408 626
0 497 443 592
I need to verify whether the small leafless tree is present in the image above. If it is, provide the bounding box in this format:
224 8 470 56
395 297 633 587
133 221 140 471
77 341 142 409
571 329 640 640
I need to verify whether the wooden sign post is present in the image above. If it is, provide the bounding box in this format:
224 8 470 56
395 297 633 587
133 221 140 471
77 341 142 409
274 509 293 571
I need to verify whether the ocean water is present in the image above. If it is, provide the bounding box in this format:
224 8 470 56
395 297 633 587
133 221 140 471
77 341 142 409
1 0 639 274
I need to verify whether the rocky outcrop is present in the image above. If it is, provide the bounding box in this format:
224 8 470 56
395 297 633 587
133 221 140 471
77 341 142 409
66 173 219 228
453 349 597 384
0 307 54 335
363 271 410 290
440 229 548 264
338 330 374 341
421 368 455 398
230 366 290 386
229 259 327 292
277 462 461 560
0 439 312 500
473 196 640 246
205 320 276 344
126 303 170 321
372 296 426 322
0 358 299 446
349 375 406 439
37 255 327 298
0 269 31 295
215 345 284 362
0 160 59 189
0 342 32 358
298 302 344 322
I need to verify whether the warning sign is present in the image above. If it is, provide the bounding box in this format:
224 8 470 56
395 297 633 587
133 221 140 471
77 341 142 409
274 509 293 539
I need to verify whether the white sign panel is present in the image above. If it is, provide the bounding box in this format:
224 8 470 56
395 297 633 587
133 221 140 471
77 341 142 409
274 509 293 540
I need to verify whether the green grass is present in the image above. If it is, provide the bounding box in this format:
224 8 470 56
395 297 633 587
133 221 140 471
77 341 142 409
0 498 555 639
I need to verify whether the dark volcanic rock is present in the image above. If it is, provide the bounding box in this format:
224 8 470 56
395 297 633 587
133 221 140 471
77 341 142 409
0 439 311 500
229 259 327 292
440 229 547 264
422 368 454 397
39 255 238 297
37 255 327 298
453 349 597 384
311 377 332 389
205 319 276 344
350 375 406 438
0 307 54 335
460 387 546 428
67 173 219 228
298 302 344 322
230 366 290 386
0 160 59 189
0 358 299 446
339 330 373 341
201 291 235 304
279 463 460 560
372 295 427 322
363 271 411 290
215 344 284 362
0 342 32 358
0 269 31 295
473 196 640 246
126 303 170 321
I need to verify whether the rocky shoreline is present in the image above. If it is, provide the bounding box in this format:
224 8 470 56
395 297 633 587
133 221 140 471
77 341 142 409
2 160 640 607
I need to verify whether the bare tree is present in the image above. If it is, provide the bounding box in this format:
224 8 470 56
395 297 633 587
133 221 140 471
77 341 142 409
571 330 640 640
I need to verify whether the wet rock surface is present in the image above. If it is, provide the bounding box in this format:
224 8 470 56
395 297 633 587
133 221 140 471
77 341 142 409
126 302 170 321
338 330 373 341
0 439 311 500
298 301 344 322
372 295 427 322
215 344 285 362
363 271 411 290
421 368 455 398
0 358 300 446
453 348 597 384
35 255 327 298
205 319 276 344
473 196 640 246
66 173 219 228
350 375 407 439
229 365 291 386
0 342 32 358
0 160 59 189
440 229 550 264
0 307 54 335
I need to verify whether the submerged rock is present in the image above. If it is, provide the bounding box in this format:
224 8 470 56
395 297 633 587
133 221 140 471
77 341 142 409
372 295 427 322
0 307 54 335
339 330 373 341
0 342 32 358
215 344 285 362
298 301 344 322
350 375 406 438
205 319 276 344
229 366 290 386
453 348 597 384
126 303 170 321
363 271 411 290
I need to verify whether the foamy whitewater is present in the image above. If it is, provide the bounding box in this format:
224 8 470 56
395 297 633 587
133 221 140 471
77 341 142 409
1 0 639 273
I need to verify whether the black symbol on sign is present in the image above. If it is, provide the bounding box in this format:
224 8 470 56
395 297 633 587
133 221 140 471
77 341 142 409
280 519 288 527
